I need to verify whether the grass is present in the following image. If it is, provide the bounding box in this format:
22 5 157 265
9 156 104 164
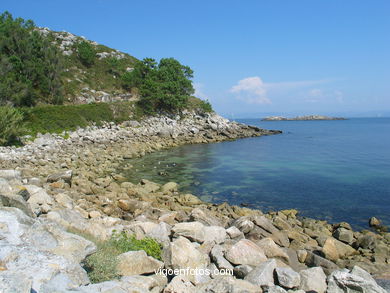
83 231 162 283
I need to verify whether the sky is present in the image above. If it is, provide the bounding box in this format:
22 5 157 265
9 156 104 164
2 0 390 117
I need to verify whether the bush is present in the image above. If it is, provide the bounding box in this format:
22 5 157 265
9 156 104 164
187 96 213 113
21 103 114 135
84 231 162 283
77 41 96 66
123 57 195 114
0 106 24 145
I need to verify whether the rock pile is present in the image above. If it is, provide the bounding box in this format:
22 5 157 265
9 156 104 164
0 113 388 292
1 170 389 292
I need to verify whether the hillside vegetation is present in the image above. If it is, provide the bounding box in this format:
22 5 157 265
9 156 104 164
0 11 212 145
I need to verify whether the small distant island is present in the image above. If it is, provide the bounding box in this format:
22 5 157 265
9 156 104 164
262 115 347 121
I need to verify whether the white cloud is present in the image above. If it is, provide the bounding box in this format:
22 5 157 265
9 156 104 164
193 83 209 100
230 76 330 104
230 77 271 104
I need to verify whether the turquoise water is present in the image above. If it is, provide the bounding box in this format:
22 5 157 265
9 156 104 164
122 118 390 229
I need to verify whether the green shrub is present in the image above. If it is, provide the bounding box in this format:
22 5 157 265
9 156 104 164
84 231 162 283
187 96 213 113
0 106 24 145
21 103 114 135
77 41 96 66
0 11 64 106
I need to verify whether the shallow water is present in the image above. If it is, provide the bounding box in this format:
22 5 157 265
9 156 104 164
120 118 390 229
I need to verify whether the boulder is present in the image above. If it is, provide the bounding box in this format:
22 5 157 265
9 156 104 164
165 236 210 284
197 275 263 293
327 266 386 293
163 275 195 293
256 238 290 264
305 251 339 275
233 216 254 234
116 250 163 276
299 267 327 293
210 245 234 271
322 237 357 261
172 221 205 243
226 226 244 239
0 170 22 181
204 226 227 244
225 239 267 266
369 216 382 227
268 286 287 293
234 264 254 278
244 259 277 288
333 227 354 244
275 267 300 289
47 170 73 185
161 182 178 193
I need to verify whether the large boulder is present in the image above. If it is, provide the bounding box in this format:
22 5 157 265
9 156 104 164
275 267 300 289
164 236 210 283
163 275 196 293
244 259 277 288
47 170 73 185
327 266 387 293
211 245 234 271
299 267 327 293
172 221 205 243
0 170 22 181
116 250 164 276
0 207 90 292
256 238 290 263
322 237 357 262
225 239 267 266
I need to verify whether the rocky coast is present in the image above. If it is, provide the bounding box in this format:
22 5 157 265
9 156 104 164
0 112 389 293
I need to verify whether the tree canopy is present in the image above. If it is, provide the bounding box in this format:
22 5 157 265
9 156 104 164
122 57 195 113
0 11 63 106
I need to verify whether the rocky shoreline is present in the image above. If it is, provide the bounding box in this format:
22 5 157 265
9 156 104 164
1 112 389 292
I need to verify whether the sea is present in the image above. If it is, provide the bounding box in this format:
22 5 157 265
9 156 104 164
121 118 390 230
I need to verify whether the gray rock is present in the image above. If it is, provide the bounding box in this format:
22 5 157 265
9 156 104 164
225 239 267 266
116 250 164 276
275 267 300 289
165 236 210 284
233 264 254 278
304 251 339 275
0 170 22 181
204 226 227 244
196 275 263 293
327 267 387 293
172 221 205 243
299 267 327 293
256 238 289 264
333 227 354 244
0 207 89 292
252 215 279 234
233 216 254 234
47 170 73 185
211 245 234 271
163 275 195 293
226 226 244 239
268 286 287 293
244 259 277 288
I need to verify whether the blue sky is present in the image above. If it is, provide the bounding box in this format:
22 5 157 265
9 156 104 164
2 0 390 117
